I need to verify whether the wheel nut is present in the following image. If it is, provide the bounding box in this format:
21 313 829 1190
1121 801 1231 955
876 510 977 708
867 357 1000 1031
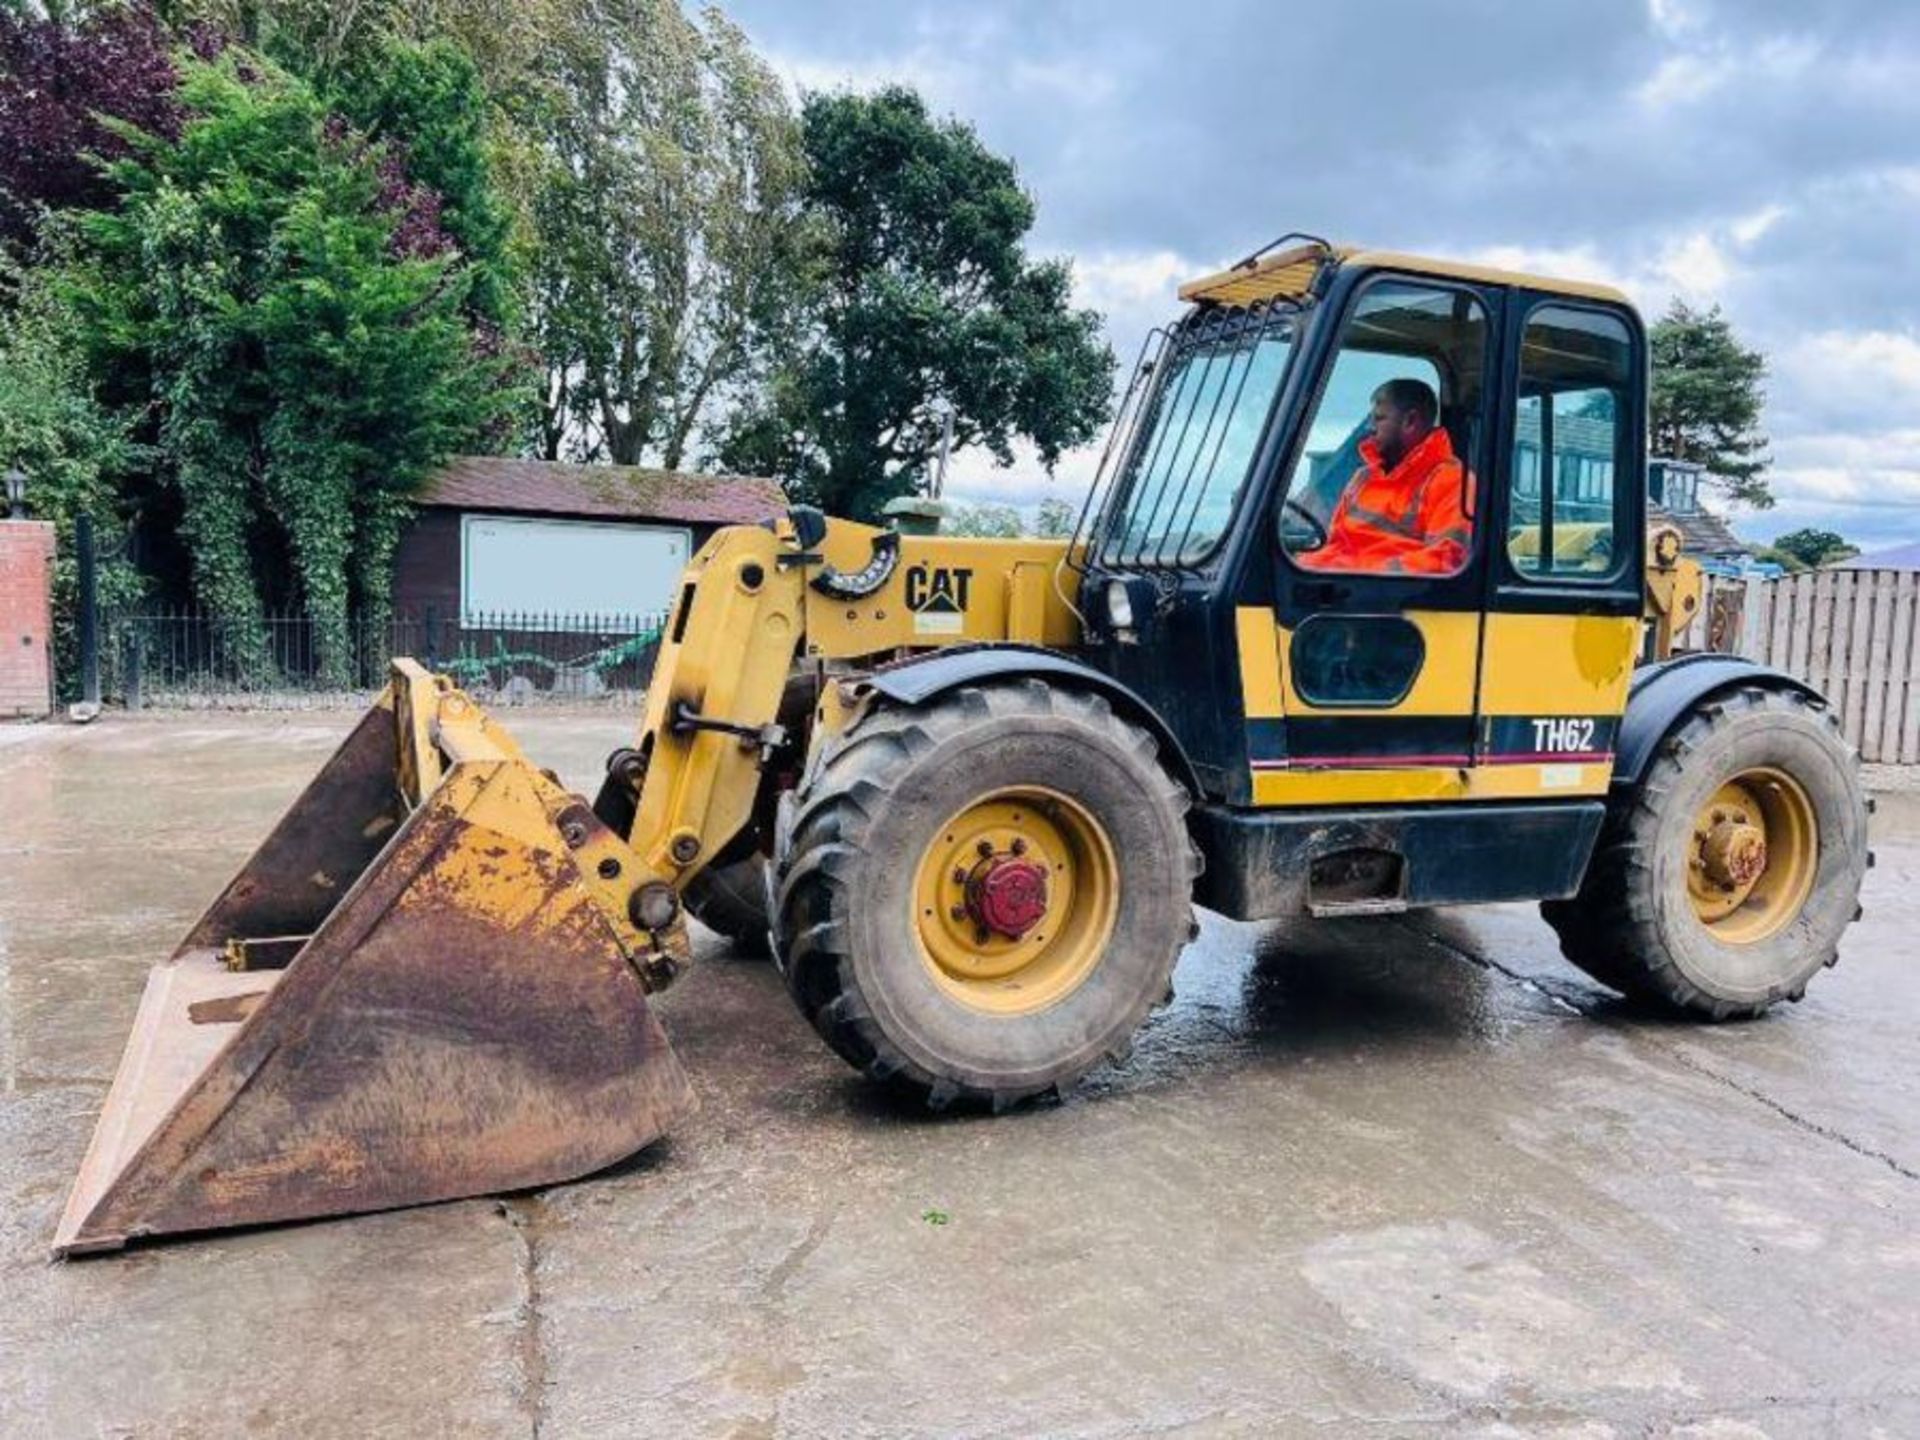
974 925 992 945
1009 838 1027 855
952 867 969 885
950 904 967 920
976 839 994 858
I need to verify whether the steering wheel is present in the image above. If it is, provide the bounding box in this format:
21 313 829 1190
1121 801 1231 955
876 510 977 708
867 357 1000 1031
1281 497 1329 552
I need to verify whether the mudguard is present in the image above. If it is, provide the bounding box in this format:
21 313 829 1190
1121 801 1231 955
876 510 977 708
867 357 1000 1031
862 643 1202 794
1613 653 1818 789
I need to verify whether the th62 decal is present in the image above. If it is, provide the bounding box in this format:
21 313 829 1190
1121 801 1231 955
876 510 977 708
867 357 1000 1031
1531 717 1598 754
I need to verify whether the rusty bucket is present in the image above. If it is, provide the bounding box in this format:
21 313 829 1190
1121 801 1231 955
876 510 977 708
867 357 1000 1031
54 665 694 1256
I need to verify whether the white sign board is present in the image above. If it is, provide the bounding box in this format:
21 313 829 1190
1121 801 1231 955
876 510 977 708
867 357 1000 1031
460 515 691 626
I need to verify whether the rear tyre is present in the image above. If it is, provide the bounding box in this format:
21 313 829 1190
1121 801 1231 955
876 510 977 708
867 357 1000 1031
683 855 772 957
774 680 1199 1110
1542 686 1868 1017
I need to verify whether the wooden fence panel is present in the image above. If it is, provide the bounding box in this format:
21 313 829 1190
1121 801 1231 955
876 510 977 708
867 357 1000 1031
1841 571 1870 750
1678 568 1918 764
1809 570 1836 700
1863 572 1894 761
1897 572 1920 765
1769 572 1798 670
1746 572 1775 665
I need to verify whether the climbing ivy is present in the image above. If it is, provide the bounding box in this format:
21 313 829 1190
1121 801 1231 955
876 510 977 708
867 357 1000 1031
60 47 517 683
0 255 146 691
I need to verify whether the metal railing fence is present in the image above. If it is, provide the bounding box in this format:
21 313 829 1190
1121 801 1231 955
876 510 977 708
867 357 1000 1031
100 607 668 708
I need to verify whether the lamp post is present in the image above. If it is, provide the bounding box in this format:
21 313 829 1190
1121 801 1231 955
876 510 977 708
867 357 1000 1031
3 466 24 519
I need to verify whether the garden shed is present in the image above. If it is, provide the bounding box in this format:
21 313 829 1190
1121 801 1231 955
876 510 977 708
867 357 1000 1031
392 456 786 628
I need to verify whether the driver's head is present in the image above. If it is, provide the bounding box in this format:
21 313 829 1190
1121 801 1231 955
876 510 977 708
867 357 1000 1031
1369 378 1439 470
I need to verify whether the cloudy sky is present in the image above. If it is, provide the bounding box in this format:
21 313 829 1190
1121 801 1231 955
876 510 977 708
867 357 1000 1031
725 0 1920 554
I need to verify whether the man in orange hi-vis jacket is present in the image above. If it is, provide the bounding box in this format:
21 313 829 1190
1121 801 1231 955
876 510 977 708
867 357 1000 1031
1298 378 1472 575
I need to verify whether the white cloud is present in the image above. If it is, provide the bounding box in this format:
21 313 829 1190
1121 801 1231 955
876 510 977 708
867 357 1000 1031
1465 236 1730 309
759 45 966 107
1776 330 1920 399
1636 52 1726 109
1636 33 1819 110
1768 329 1920 444
1730 204 1787 247
1647 0 1706 40
1657 232 1733 298
1071 249 1200 313
1466 202 1794 315
942 438 1101 511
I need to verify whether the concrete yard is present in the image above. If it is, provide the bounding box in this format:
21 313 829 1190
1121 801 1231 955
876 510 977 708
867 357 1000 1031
3 710 1918 1437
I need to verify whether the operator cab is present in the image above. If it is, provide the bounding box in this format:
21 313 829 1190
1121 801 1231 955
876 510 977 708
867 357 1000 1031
1074 236 1648 828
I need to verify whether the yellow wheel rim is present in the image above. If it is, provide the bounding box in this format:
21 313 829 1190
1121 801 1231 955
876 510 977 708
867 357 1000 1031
911 786 1119 1016
1685 767 1818 945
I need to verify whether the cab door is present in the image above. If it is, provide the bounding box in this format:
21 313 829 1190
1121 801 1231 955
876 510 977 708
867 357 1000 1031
1241 276 1498 806
1474 297 1646 797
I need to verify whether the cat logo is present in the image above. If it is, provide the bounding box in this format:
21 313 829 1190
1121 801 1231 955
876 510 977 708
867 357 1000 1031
905 564 972 635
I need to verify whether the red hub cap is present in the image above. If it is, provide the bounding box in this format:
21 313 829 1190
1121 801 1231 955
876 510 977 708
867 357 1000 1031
965 855 1050 939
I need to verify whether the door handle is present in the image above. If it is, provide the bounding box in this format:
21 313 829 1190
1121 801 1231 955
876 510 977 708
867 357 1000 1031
1296 581 1351 608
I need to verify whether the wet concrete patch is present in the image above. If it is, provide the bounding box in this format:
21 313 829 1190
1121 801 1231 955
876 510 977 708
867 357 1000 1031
0 1084 530 1438
5 712 1920 1435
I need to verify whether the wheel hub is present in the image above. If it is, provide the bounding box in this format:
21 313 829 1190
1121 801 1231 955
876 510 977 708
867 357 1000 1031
1684 770 1819 943
910 788 1119 1015
1700 819 1767 890
965 854 1050 939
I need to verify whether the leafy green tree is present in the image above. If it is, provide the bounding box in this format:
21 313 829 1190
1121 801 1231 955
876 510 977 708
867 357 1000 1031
1650 300 1771 507
0 255 144 685
68 52 514 680
940 502 1023 538
527 0 809 467
1765 527 1859 570
1033 495 1075 538
332 36 516 325
718 86 1114 522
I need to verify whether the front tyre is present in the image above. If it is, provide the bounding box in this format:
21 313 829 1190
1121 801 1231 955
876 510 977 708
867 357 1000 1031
774 680 1199 1109
1543 686 1868 1017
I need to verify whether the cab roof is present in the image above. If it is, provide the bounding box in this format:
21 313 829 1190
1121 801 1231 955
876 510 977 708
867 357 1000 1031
1177 240 1633 310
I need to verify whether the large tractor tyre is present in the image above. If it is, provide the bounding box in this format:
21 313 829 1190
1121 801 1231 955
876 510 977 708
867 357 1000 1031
773 679 1200 1110
1542 686 1868 1018
683 854 772 957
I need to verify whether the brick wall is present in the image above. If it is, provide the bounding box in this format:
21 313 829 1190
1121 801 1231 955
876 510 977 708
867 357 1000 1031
0 521 56 719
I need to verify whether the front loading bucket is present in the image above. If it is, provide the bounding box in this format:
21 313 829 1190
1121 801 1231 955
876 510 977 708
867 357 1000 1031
55 666 694 1256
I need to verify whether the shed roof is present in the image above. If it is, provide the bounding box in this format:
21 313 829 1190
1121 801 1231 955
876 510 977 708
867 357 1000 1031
1650 502 1749 558
420 456 785 526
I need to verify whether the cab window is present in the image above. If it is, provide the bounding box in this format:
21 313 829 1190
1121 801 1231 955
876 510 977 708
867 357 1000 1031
1279 282 1489 578
1508 306 1633 580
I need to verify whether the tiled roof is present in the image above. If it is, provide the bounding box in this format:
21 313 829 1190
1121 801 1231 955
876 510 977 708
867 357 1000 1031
420 455 785 526
1649 502 1749 558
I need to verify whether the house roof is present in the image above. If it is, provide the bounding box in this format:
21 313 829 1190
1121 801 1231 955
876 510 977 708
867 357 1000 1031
420 455 785 527
1649 502 1749 558
1829 541 1920 571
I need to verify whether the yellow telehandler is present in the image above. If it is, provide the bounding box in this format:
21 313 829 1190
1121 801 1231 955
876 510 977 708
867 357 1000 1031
55 238 1869 1255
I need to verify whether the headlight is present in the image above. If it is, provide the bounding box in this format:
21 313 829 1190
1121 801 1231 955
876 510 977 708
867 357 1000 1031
1106 580 1135 632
